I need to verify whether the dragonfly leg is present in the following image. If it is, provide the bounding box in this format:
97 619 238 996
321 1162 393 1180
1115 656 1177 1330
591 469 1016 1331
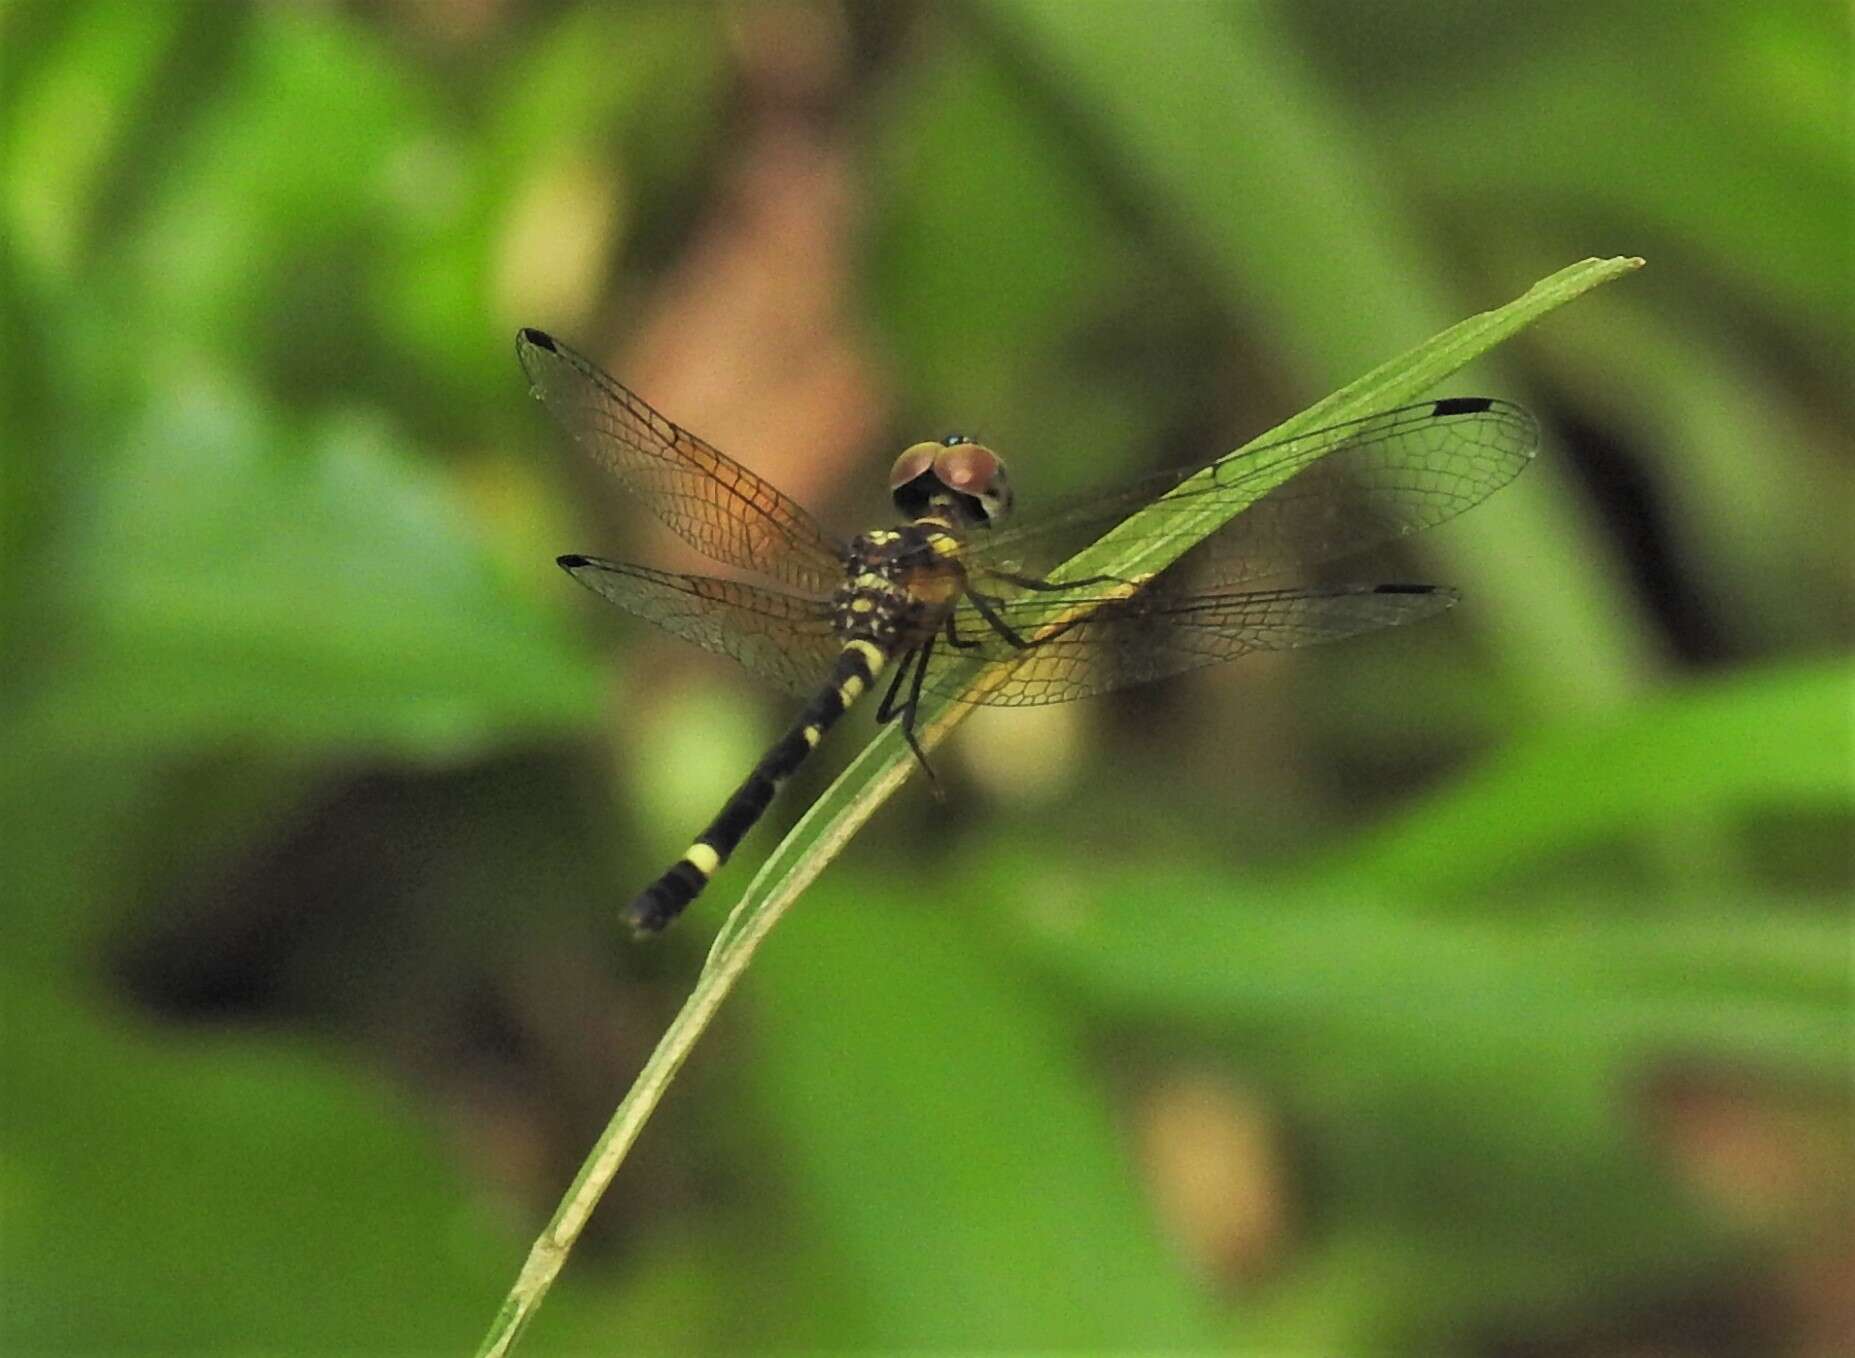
942 612 979 651
875 641 944 797
875 648 913 722
898 637 944 801
970 584 1099 652
965 589 1031 649
983 567 1127 592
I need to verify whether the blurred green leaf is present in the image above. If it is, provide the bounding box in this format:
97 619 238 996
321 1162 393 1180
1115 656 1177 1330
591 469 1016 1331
1004 870 1848 1077
744 889 1216 1346
1519 283 1848 652
1384 6 1853 345
0 970 512 1350
394 3 726 399
12 376 599 760
997 863 1847 1342
980 655 1853 1342
1328 657 1855 896
124 3 424 353
868 34 1155 470
982 0 1448 379
0 0 187 280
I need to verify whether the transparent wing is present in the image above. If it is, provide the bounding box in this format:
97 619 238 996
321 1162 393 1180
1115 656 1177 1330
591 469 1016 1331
560 556 842 699
520 329 844 595
961 398 1537 589
921 580 1458 707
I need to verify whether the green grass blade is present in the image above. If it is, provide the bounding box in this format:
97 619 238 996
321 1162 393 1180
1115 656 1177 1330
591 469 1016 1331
474 255 1643 1353
1321 654 1855 897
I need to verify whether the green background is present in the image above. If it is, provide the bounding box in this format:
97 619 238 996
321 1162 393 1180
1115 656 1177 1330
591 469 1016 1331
2 2 1848 1353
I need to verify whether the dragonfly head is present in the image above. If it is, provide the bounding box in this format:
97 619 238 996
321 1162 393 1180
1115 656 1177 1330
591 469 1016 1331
889 436 1014 529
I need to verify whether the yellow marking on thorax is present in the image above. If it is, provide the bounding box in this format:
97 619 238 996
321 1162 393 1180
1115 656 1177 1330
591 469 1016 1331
902 562 965 608
684 843 721 877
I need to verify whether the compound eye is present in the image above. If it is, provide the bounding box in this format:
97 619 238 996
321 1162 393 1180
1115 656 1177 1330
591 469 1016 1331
888 442 939 492
934 443 1013 523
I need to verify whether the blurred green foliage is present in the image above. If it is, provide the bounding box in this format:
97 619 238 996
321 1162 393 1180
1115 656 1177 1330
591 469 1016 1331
1 2 1848 1353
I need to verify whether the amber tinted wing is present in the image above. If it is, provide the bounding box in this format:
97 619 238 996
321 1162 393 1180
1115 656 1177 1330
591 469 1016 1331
519 329 844 595
959 398 1537 590
559 556 842 699
921 581 1458 707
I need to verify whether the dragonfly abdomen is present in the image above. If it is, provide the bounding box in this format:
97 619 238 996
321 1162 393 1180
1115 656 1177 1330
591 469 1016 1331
625 639 890 933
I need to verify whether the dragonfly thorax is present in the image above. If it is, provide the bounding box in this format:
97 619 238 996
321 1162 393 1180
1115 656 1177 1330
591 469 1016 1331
832 525 969 652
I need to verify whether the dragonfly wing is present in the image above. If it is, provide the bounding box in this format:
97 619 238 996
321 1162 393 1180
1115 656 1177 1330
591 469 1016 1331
962 398 1537 588
560 556 842 699
919 580 1458 707
519 329 844 595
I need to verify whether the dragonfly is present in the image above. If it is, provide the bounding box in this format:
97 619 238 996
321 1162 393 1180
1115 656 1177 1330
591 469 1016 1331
517 328 1538 933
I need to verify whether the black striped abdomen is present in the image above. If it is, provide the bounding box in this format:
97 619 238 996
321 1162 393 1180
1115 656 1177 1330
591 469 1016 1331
626 640 889 933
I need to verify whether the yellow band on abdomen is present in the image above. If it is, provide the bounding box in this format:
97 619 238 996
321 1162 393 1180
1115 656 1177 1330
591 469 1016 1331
846 639 887 674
